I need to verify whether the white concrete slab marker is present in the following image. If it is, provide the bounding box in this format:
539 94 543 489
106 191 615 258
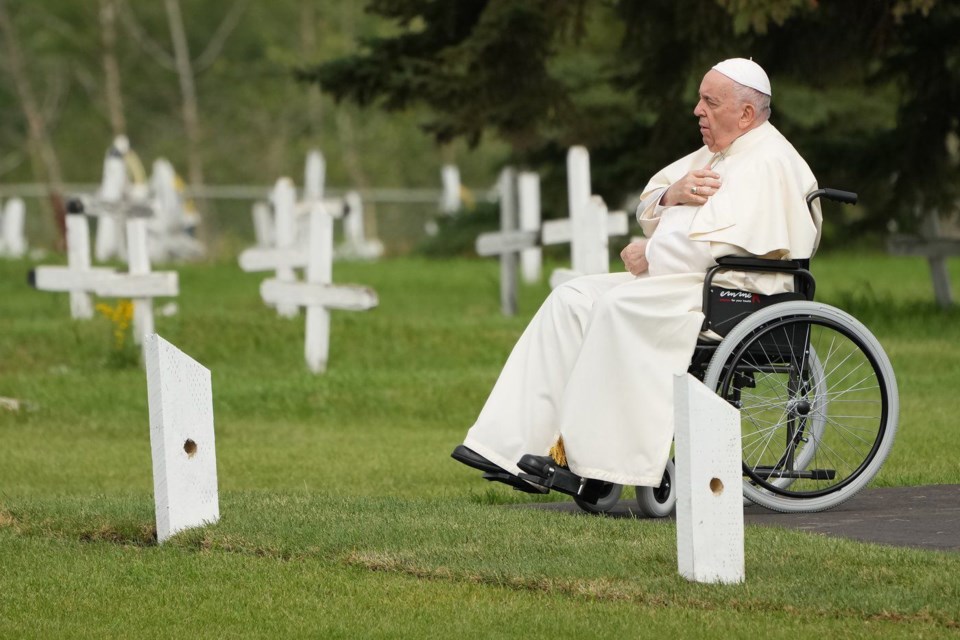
145 333 219 543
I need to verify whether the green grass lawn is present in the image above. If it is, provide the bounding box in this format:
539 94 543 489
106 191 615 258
1 251 959 638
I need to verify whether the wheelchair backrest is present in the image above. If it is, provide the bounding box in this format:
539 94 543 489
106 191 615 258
702 257 815 337
700 188 857 338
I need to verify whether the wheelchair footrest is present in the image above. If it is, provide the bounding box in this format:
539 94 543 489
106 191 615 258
482 471 549 494
752 467 837 480
516 454 609 504
517 470 586 495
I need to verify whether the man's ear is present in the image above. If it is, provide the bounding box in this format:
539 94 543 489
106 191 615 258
739 103 756 129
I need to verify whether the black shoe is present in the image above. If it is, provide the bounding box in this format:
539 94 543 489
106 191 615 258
451 445 504 474
517 453 596 499
517 454 560 478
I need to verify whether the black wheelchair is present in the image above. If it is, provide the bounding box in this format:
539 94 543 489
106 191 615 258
575 188 900 515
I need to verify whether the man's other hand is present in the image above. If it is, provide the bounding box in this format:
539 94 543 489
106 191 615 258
620 239 649 276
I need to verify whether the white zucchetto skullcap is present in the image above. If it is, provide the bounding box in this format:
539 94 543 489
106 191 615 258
712 58 771 96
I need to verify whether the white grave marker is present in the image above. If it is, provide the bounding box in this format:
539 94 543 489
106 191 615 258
305 149 326 201
673 373 745 584
104 218 168 344
518 172 542 284
260 204 378 373
567 146 594 272
239 178 345 274
148 158 204 262
94 148 127 262
238 181 308 274
547 146 628 288
0 197 27 258
31 205 115 318
32 205 178 336
338 190 384 260
474 170 548 313
151 159 180 235
251 201 274 248
547 196 628 289
144 333 219 543
440 164 462 214
497 167 520 315
476 160 627 312
296 150 346 238
271 178 300 318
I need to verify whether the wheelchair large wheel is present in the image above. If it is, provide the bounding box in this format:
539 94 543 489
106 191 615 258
703 301 898 513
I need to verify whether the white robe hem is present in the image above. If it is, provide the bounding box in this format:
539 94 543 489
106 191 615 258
569 464 666 488
462 436 524 478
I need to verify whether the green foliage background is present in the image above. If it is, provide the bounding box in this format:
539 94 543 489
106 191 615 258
0 1 505 185
1 0 958 253
312 0 960 243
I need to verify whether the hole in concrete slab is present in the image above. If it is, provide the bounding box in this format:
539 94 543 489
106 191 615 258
710 477 724 495
184 439 197 458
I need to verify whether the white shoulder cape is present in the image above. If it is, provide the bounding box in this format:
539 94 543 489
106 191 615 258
639 122 822 259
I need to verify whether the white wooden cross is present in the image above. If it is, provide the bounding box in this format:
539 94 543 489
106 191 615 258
674 373 745 584
93 144 128 262
251 200 273 248
0 197 27 259
474 168 541 316
31 202 178 342
440 164 462 214
337 190 384 260
31 203 117 319
518 172 542 284
144 333 219 543
548 146 628 288
888 211 957 308
297 149 346 239
477 167 524 315
475 154 628 314
98 217 179 345
240 152 348 289
239 178 306 317
148 158 204 262
259 203 378 373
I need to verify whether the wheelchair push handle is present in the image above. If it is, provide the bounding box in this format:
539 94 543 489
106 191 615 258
806 188 858 211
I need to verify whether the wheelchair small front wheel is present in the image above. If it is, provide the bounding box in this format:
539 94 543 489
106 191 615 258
635 459 676 518
574 482 623 514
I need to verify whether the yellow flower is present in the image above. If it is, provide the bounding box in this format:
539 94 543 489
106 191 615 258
96 300 134 350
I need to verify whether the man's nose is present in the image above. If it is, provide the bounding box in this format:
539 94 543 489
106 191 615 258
693 100 706 117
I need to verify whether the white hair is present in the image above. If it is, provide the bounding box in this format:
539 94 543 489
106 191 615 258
731 82 771 122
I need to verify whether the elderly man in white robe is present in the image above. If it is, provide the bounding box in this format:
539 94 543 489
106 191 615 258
452 58 822 502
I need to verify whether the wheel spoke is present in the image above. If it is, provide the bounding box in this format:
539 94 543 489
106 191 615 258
709 312 892 502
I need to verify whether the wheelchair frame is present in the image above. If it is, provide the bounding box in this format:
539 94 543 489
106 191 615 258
578 189 900 515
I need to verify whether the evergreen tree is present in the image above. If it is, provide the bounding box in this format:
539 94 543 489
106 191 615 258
306 0 959 239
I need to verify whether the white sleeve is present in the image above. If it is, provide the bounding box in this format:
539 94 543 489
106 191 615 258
635 187 667 237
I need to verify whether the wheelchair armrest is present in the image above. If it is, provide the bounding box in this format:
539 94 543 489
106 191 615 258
714 256 809 271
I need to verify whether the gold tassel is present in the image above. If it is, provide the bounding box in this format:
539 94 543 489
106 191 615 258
549 436 567 468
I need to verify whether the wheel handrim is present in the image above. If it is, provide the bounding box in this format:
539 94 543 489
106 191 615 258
718 315 889 498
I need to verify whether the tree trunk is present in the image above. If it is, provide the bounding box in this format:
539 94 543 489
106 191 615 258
0 0 67 246
300 0 323 139
335 2 377 236
164 0 204 196
99 0 127 137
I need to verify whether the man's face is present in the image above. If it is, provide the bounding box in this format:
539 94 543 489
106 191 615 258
693 70 745 152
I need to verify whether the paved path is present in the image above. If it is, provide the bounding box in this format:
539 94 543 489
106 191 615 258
520 485 960 552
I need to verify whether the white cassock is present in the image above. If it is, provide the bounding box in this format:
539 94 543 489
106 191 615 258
463 121 822 486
